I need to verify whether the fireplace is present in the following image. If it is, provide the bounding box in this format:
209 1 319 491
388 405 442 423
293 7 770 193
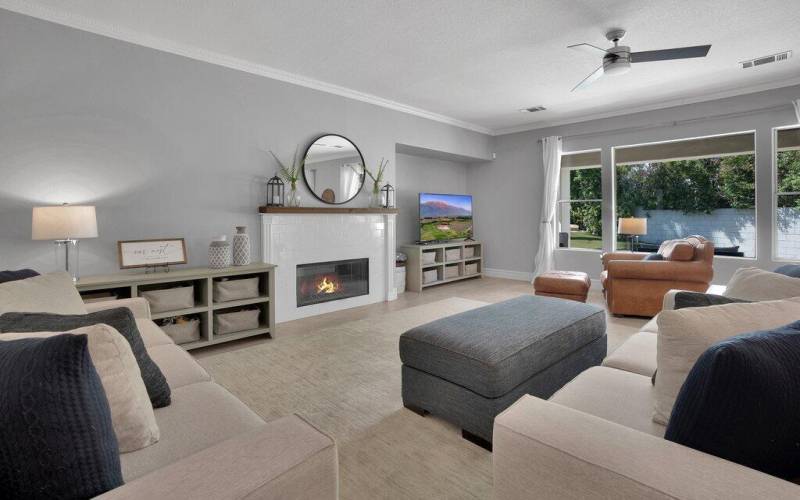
296 258 369 307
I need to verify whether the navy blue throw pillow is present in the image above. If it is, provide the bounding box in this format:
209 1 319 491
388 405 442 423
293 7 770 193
0 334 123 498
665 321 800 479
0 269 39 284
774 264 800 278
0 308 171 408
643 253 664 261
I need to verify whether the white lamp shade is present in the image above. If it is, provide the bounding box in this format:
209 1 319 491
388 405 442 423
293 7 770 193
32 205 98 240
617 217 647 236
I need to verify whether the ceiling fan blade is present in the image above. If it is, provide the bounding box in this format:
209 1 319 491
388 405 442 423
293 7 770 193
630 45 711 63
571 65 604 92
567 43 609 56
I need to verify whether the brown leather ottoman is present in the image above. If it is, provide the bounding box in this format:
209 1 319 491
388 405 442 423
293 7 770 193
534 271 591 302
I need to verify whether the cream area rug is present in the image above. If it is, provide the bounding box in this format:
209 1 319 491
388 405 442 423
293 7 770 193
199 297 494 500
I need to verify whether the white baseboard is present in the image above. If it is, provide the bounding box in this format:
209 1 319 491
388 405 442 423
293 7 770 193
483 268 534 282
483 268 604 290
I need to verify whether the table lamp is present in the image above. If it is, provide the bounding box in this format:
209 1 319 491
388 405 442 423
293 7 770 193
32 204 98 281
618 217 647 251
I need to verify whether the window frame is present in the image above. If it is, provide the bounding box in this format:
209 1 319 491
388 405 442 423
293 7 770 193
611 130 757 258
557 151 603 253
772 125 800 262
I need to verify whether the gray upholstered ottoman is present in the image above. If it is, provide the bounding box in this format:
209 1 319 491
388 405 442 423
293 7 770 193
399 295 606 449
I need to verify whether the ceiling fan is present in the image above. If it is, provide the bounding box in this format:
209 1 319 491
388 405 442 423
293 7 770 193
568 29 711 91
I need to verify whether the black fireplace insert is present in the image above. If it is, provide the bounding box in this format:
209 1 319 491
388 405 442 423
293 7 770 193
296 258 369 307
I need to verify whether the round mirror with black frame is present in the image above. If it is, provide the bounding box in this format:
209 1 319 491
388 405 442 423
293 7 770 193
302 134 366 205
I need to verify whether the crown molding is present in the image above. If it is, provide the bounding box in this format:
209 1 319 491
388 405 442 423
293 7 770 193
492 75 800 136
0 2 494 136
4 1 800 139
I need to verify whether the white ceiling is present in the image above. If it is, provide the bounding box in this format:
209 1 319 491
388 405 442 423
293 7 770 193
3 0 800 135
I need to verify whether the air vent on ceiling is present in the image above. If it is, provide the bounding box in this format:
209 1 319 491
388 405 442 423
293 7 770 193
741 51 791 69
519 105 546 113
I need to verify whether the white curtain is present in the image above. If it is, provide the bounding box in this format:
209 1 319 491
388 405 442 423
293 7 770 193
532 136 562 280
340 164 360 200
793 99 800 123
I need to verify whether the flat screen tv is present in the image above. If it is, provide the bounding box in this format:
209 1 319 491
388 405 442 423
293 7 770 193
419 193 473 242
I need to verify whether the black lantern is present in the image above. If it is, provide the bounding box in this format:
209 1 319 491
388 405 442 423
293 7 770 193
267 175 285 207
380 183 395 208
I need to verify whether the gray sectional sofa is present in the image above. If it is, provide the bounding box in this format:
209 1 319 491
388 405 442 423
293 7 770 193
492 289 799 499
84 297 339 499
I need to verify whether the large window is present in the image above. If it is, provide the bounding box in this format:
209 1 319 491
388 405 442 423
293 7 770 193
558 151 602 250
614 132 756 257
775 127 800 261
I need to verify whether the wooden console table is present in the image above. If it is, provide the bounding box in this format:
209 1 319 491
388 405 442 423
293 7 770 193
76 263 275 350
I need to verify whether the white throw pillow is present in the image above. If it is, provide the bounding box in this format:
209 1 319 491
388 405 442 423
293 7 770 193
1 324 160 452
723 267 800 301
654 297 800 425
0 272 87 315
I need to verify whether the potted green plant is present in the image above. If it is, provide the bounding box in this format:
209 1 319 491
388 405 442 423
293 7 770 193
270 146 304 207
365 157 389 207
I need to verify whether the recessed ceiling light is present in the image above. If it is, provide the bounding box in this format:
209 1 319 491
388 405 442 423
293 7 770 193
519 106 547 113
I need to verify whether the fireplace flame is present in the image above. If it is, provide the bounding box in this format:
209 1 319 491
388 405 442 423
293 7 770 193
317 276 339 294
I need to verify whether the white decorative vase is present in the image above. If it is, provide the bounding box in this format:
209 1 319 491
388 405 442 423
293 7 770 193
208 236 232 269
232 226 250 266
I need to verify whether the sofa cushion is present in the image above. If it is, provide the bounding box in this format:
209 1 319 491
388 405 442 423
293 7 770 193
550 366 665 437
642 253 664 261
0 268 39 283
0 334 123 498
0 308 171 408
2 325 159 453
602 332 657 377
660 240 694 261
0 271 86 314
148 343 212 389
121 381 264 480
136 318 174 348
399 295 605 397
104 415 337 500
665 321 800 480
723 267 800 301
654 297 800 425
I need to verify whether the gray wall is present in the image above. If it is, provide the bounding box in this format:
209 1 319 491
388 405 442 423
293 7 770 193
0 10 491 275
395 153 469 246
470 84 800 284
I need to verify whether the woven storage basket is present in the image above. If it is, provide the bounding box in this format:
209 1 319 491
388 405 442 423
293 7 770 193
213 277 259 303
141 286 194 313
445 248 461 261
214 309 260 335
423 269 439 284
445 265 460 279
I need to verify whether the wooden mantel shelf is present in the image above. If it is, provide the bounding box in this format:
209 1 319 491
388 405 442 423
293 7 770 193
259 206 399 214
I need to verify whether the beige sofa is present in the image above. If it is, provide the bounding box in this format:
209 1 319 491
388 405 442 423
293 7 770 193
85 298 339 500
493 291 799 499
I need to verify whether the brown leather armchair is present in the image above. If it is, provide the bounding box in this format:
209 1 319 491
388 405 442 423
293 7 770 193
601 235 714 317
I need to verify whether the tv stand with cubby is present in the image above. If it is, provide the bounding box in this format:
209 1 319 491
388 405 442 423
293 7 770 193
402 241 482 292
75 263 275 350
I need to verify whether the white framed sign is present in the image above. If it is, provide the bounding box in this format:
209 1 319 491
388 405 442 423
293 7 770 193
118 238 187 269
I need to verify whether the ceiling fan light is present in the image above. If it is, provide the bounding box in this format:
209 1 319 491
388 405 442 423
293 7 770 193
604 59 631 76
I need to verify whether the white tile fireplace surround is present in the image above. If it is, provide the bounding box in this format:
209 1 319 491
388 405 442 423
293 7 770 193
260 213 397 322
